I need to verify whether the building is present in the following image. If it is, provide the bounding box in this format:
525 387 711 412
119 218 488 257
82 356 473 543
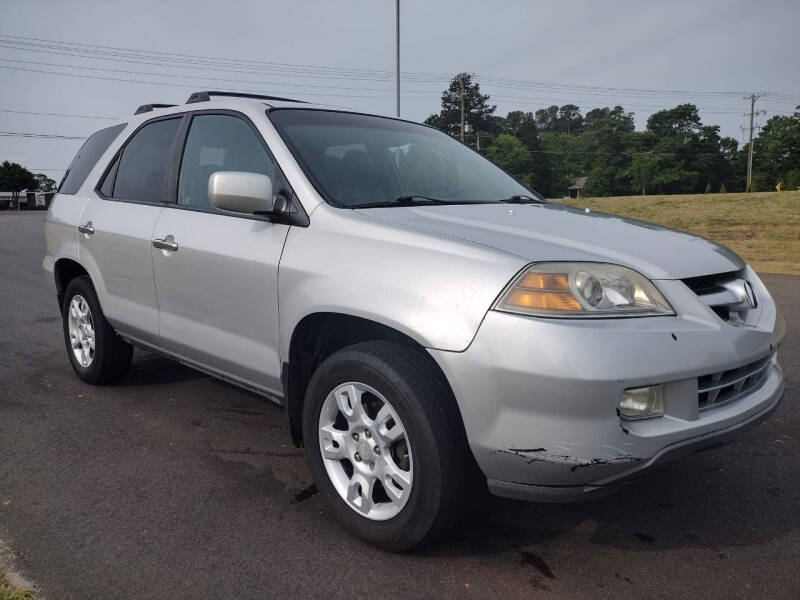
567 176 587 198
0 191 55 210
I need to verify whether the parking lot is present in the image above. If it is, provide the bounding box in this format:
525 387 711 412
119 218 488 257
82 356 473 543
1 211 798 599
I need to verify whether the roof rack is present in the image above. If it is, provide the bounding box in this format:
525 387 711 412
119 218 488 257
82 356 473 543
134 103 177 115
185 91 306 104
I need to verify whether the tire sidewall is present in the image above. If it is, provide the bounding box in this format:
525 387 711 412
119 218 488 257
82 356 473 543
62 276 108 383
303 348 447 549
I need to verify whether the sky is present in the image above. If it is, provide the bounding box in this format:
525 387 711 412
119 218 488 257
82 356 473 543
1 0 798 183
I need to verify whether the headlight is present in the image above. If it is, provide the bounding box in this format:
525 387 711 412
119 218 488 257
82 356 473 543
494 262 674 318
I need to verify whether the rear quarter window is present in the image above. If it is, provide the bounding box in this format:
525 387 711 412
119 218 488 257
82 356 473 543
58 123 127 195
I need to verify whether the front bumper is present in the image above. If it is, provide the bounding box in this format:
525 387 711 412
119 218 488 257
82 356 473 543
429 274 786 502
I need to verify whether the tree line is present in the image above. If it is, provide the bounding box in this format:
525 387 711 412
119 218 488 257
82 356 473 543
0 161 57 204
425 73 800 197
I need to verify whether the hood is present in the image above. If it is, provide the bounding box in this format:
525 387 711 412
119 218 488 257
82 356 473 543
355 202 744 279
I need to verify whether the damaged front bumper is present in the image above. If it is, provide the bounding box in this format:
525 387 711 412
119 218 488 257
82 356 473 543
428 275 786 503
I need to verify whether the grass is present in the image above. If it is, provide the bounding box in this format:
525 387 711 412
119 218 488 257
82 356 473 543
0 571 34 600
559 191 800 275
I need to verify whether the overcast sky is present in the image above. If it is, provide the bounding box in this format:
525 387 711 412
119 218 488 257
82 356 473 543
1 0 798 183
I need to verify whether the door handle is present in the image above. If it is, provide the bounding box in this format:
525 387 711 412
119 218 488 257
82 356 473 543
77 222 94 235
152 237 179 252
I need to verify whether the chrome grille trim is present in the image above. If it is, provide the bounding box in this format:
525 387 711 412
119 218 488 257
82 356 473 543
682 270 759 323
698 353 773 410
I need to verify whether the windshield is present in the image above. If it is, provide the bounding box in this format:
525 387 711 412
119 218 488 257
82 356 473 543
268 109 537 208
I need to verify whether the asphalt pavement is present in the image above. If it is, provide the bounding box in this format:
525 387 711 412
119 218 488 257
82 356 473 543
1 211 798 599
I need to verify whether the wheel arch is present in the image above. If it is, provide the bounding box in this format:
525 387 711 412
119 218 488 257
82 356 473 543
54 258 91 312
281 312 468 452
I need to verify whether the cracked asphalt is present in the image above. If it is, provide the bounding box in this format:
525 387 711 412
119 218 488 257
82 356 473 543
1 212 798 599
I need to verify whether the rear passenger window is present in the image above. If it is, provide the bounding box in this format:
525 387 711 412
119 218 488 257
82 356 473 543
111 118 181 203
178 114 275 211
58 123 126 195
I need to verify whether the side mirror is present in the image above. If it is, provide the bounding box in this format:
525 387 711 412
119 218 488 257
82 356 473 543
208 171 274 215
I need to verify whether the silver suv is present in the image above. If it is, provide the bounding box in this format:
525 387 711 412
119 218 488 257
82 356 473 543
44 91 786 550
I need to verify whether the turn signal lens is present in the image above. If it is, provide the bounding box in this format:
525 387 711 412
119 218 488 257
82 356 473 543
506 290 582 311
494 262 674 318
518 272 570 291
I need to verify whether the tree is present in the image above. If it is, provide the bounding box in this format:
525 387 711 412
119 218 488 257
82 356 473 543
628 153 659 195
534 105 560 133
557 104 584 135
485 134 535 188
502 111 556 195
643 104 735 194
646 103 703 138
539 131 585 195
580 106 636 196
0 161 36 208
534 104 584 135
33 173 57 193
748 113 800 191
785 169 800 190
424 73 496 140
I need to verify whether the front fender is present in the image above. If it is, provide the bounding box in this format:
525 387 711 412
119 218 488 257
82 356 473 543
278 205 524 359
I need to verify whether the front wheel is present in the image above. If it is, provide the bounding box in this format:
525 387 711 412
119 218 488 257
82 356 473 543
302 341 465 551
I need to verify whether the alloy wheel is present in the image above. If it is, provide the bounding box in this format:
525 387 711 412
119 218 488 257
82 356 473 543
67 294 95 368
318 381 413 520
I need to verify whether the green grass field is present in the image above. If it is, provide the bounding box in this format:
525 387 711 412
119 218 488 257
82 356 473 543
560 191 800 275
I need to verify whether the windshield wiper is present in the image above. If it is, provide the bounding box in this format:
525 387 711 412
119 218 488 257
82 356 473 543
393 195 450 205
498 194 547 204
349 195 450 209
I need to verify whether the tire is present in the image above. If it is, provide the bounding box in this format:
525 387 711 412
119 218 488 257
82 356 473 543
61 275 133 384
302 340 465 551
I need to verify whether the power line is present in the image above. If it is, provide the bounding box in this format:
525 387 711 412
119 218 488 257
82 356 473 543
0 37 447 83
0 108 121 120
0 131 86 140
2 34 797 122
3 33 799 101
0 62 784 117
0 65 403 100
0 57 419 95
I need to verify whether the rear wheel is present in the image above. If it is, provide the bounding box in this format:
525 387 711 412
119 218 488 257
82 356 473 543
62 276 133 384
302 341 464 551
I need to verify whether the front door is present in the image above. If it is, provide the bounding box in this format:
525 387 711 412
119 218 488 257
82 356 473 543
151 113 290 394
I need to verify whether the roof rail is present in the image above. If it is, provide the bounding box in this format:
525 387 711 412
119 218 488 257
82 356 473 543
185 91 306 104
134 103 177 115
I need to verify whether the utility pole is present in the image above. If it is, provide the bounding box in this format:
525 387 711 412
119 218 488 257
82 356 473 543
743 93 766 192
395 0 400 118
459 76 465 142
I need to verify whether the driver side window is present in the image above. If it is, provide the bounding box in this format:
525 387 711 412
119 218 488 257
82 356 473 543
178 114 276 211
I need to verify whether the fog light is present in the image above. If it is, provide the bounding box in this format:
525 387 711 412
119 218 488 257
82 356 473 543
619 385 664 420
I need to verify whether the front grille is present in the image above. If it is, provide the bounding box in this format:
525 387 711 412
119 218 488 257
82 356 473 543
682 270 758 323
697 353 773 410
682 271 737 296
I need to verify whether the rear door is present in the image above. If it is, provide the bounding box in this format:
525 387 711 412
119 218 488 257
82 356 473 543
78 115 183 344
150 111 291 394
